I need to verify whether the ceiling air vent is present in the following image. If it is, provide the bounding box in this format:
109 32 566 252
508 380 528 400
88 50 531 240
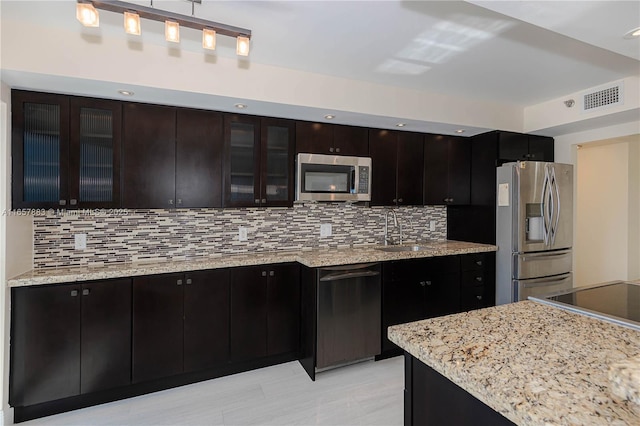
581 81 624 113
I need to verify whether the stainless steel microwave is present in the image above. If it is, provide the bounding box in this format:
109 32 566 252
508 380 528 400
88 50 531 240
296 153 372 202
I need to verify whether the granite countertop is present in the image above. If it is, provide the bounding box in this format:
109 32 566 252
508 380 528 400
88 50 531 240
7 240 495 287
388 301 640 426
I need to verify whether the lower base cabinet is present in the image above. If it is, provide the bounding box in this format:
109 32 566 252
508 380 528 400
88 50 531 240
133 269 230 383
230 263 301 362
10 279 131 407
405 353 514 426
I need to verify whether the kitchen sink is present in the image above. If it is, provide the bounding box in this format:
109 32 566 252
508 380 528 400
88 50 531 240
375 245 433 252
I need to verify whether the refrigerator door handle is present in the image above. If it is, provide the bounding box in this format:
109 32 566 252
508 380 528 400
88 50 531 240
551 167 561 246
542 166 552 246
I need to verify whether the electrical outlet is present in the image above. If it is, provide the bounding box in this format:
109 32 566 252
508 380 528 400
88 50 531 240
429 221 436 232
238 227 248 242
320 223 332 237
74 233 87 250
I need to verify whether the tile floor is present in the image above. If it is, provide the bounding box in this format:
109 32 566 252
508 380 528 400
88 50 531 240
20 357 404 426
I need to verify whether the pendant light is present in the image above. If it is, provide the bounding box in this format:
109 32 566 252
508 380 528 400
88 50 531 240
237 36 250 56
76 2 99 27
203 28 216 50
165 20 180 43
124 11 141 35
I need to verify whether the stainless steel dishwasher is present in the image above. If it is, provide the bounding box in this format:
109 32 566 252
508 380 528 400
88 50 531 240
316 262 381 371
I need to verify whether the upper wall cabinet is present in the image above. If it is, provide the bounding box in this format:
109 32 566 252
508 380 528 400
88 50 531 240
122 104 223 209
223 115 295 208
12 90 122 209
295 122 368 156
369 129 424 206
424 134 470 206
497 131 554 163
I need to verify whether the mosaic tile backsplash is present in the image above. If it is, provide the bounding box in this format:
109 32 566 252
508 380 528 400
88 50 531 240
33 203 446 269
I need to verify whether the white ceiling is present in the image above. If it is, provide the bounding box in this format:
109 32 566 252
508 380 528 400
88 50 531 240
1 0 639 134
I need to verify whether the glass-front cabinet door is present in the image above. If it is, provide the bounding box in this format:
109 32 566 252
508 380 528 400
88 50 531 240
12 91 121 209
224 115 261 207
70 98 122 208
261 119 294 206
12 91 70 209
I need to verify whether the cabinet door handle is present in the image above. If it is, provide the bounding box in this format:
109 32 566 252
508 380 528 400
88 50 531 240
168 199 174 205
186 278 192 285
59 199 67 206
177 279 183 285
335 147 341 153
392 199 397 203
261 198 267 204
476 295 483 300
70 199 77 206
177 199 182 206
255 199 260 204
269 271 275 277
476 260 483 266
419 281 425 287
82 288 90 296
261 271 267 277
426 280 432 286
475 276 483 282
70 290 79 297
398 198 403 203
329 147 334 153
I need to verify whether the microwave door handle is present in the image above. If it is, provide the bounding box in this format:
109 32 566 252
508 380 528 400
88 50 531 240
351 168 356 194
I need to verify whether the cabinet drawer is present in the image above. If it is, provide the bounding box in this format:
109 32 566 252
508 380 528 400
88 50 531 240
460 285 491 311
461 253 493 271
461 270 489 287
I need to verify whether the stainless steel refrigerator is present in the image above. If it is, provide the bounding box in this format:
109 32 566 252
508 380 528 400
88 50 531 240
496 161 574 304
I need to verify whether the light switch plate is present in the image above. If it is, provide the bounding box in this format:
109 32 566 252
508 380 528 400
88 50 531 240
74 233 87 250
429 221 436 232
238 227 248 241
320 223 332 237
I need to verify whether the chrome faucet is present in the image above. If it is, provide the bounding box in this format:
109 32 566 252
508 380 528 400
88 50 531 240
384 210 403 245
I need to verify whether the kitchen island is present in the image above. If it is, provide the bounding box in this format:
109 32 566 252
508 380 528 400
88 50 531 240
389 300 640 425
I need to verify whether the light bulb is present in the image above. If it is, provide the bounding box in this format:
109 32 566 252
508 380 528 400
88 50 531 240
124 11 141 35
76 3 99 27
236 36 250 56
165 21 180 43
203 28 216 50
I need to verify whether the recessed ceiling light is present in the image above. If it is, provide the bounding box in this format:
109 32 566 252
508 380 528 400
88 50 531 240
234 103 247 109
624 27 640 39
455 129 465 134
396 123 406 127
117 90 134 96
324 114 335 120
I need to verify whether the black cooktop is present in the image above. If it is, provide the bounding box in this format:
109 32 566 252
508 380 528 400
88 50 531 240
531 281 640 331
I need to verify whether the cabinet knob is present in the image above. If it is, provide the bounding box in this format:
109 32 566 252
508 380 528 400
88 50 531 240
475 276 483 282
70 199 77 206
255 199 260 204
70 290 79 297
168 199 174 205
476 295 483 300
392 199 397 203
476 260 483 266
329 147 334 153
261 271 267 277
186 278 192 285
269 271 275 277
335 147 341 153
261 198 267 204
177 279 183 285
177 199 182 206
59 200 67 206
425 280 432 286
82 288 90 296
398 198 403 203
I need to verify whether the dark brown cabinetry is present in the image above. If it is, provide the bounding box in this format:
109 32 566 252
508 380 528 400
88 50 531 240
123 104 223 209
230 263 300 362
10 279 131 407
369 130 424 206
295 122 368 156
381 256 460 355
460 252 495 311
223 115 295 207
497 131 554 162
132 269 230 383
424 134 470 205
12 90 122 209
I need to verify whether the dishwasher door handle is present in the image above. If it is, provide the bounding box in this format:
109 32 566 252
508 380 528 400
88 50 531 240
319 270 381 282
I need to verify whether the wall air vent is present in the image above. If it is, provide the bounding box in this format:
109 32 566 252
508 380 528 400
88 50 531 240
581 81 624 113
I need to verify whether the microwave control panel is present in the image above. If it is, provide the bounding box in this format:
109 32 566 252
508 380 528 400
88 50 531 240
358 166 370 194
